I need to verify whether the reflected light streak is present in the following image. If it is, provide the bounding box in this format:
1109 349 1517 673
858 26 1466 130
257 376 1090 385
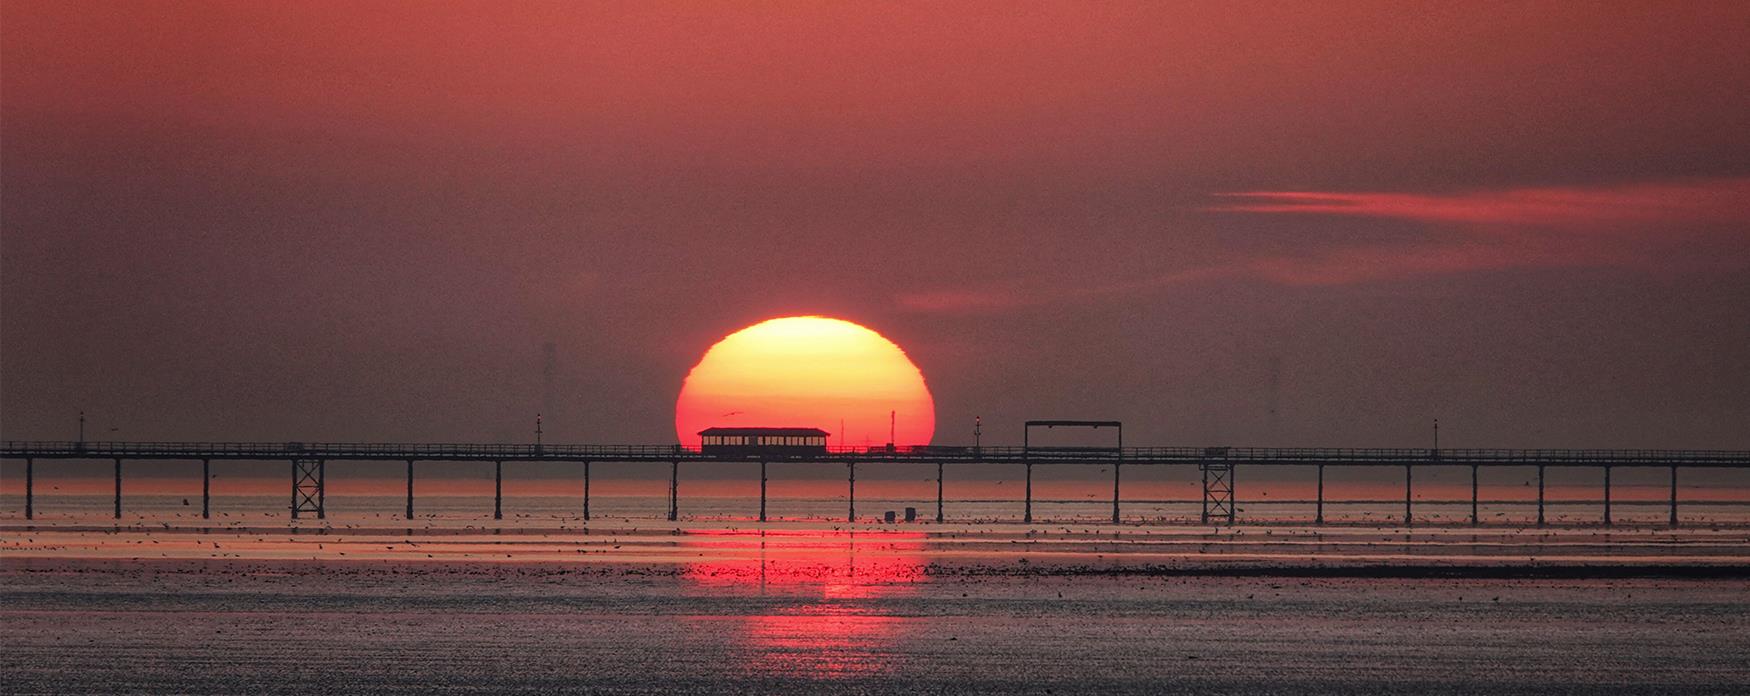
681 529 927 678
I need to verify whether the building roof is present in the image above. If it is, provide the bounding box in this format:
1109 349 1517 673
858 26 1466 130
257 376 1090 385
699 427 831 437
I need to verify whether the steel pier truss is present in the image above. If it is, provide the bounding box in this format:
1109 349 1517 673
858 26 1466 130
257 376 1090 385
1201 459 1234 524
291 458 325 519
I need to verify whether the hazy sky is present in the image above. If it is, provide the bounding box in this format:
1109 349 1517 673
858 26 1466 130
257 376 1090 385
4 1 1748 449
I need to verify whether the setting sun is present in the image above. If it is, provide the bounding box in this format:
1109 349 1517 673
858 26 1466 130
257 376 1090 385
675 316 935 448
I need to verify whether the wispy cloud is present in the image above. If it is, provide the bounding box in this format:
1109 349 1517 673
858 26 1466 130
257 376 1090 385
1206 178 1750 229
1205 177 1750 284
898 177 1750 311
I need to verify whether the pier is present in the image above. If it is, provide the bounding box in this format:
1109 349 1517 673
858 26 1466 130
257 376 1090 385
5 439 1747 526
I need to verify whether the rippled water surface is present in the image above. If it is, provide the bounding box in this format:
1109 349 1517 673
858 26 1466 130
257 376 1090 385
4 515 1748 694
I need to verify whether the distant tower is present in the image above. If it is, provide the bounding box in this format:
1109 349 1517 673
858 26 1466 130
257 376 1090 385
542 342 557 434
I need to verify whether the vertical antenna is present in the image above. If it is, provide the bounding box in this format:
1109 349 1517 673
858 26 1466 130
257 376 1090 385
1433 418 1440 453
890 410 896 446
79 411 86 444
536 413 544 448
975 415 982 449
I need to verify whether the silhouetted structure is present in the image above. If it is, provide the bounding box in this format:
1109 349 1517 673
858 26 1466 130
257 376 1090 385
4 439 1745 527
698 427 831 457
1022 420 1122 523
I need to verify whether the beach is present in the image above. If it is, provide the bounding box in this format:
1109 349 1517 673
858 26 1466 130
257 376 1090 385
4 512 1748 694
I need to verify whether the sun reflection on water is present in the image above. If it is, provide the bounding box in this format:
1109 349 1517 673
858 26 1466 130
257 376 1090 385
680 529 927 678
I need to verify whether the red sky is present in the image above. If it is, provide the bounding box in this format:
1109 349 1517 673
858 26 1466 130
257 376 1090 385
3 1 1748 451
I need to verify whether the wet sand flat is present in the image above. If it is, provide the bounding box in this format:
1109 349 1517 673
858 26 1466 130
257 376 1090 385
3 521 1748 693
5 518 1750 569
4 559 1748 694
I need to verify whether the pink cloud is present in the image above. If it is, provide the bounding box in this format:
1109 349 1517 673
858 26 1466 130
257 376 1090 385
1204 176 1750 284
1208 177 1750 229
899 177 1750 311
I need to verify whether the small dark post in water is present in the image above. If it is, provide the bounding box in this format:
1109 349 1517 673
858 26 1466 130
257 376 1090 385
405 459 415 520
1470 464 1480 526
114 458 122 520
1603 466 1611 527
201 458 210 519
1669 466 1679 527
24 458 32 520
758 461 767 522
935 461 944 523
847 461 857 522
1024 462 1033 524
1403 463 1412 526
582 461 591 521
493 461 502 520
668 460 678 521
1537 464 1546 527
1315 463 1324 525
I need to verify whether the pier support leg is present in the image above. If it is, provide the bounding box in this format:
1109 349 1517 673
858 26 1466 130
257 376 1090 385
1231 464 1238 525
201 459 210 519
1199 461 1236 525
291 459 329 520
1112 461 1121 524
1315 464 1324 525
847 461 856 523
24 458 32 520
1669 466 1678 527
1024 462 1033 524
1403 464 1412 527
936 462 944 523
1603 466 1611 527
494 461 502 520
405 460 415 520
668 461 678 522
759 461 767 522
1471 464 1479 526
1537 465 1546 527
114 458 122 520
1201 465 1209 524
583 461 591 521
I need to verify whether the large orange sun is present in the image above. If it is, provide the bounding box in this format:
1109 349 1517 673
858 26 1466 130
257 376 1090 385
675 316 935 449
